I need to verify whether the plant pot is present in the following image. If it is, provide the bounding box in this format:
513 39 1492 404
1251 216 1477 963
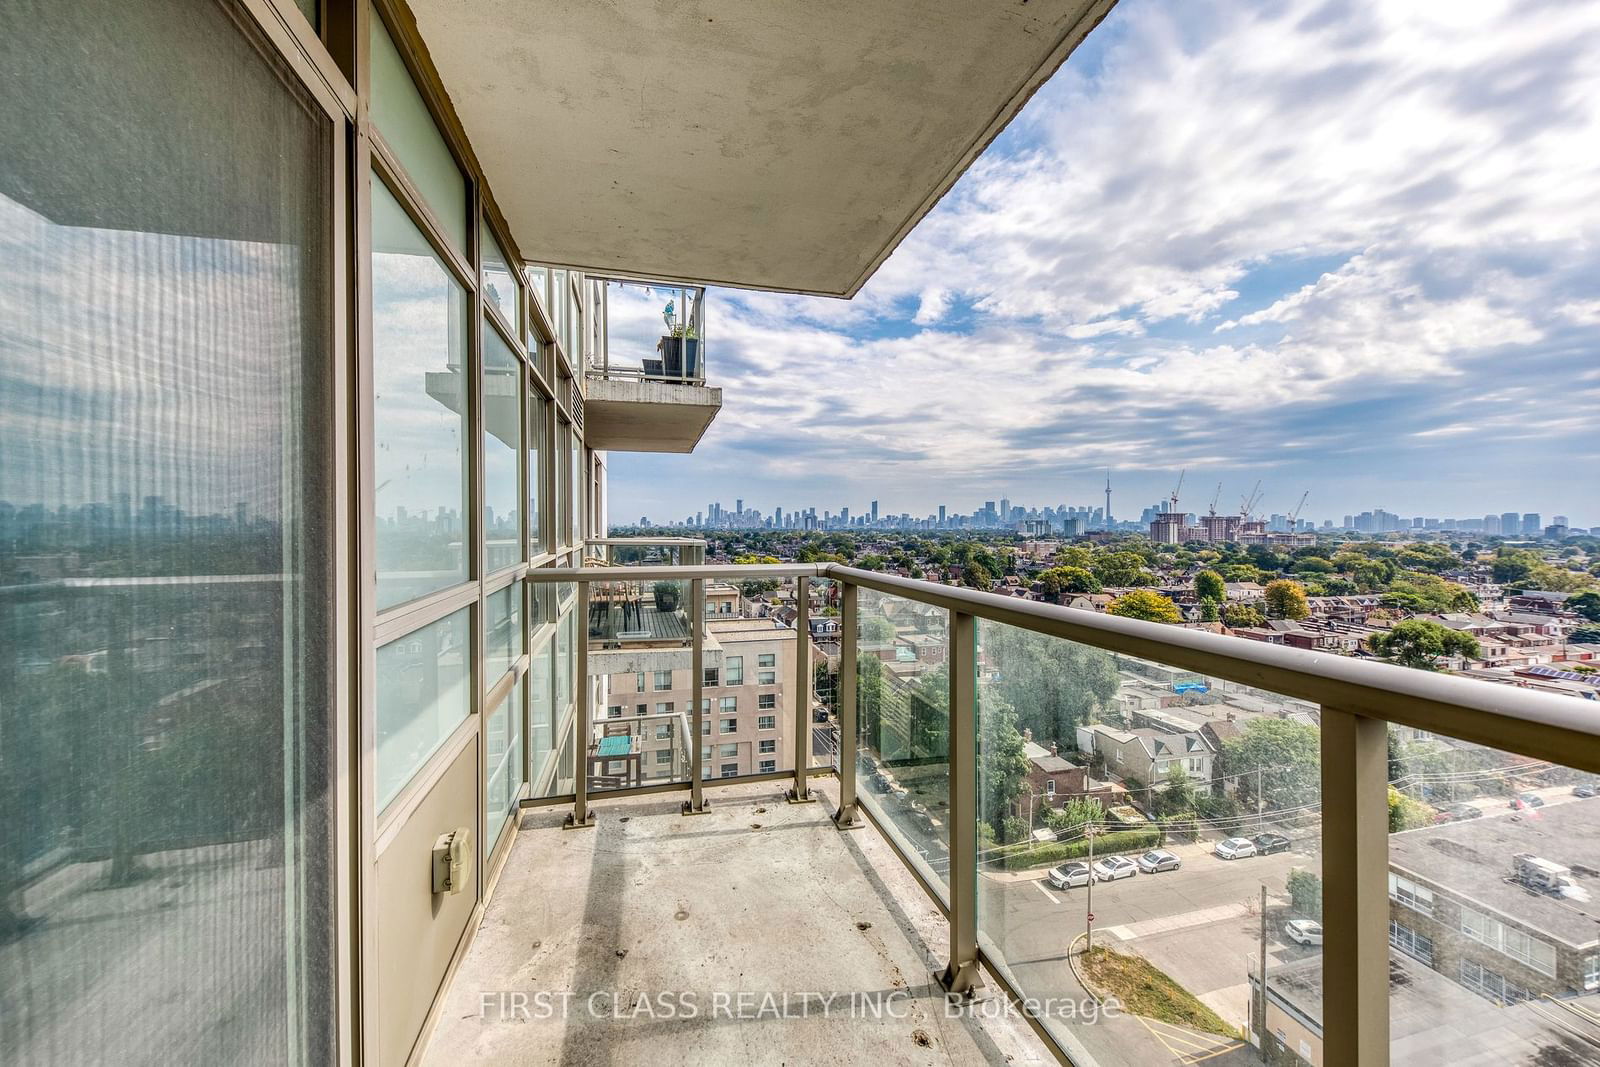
657 336 701 379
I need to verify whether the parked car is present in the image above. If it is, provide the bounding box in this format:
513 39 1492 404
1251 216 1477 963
1215 837 1257 860
1285 919 1324 946
1137 849 1181 874
1091 856 1138 882
1434 802 1483 823
1512 791 1546 809
1252 833 1292 855
1046 862 1092 890
1574 784 1597 798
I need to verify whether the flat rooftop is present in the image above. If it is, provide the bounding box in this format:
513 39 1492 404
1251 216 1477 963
1263 952 1600 1063
1389 798 1600 948
424 781 1048 1065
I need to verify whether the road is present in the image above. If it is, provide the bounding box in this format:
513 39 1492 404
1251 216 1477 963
978 838 1319 1063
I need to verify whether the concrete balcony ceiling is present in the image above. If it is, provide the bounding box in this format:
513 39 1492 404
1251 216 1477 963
407 0 1114 296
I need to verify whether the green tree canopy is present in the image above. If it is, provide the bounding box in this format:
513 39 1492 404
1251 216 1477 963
1038 565 1100 597
1218 718 1320 812
1368 620 1481 670
1092 551 1155 588
985 624 1119 746
1107 590 1182 624
1194 569 1226 602
978 695 1032 837
1221 602 1265 628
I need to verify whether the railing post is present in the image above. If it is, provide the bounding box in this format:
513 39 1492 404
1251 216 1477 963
684 578 709 814
565 580 595 829
787 577 816 804
1318 706 1387 1064
938 609 980 995
833 581 861 829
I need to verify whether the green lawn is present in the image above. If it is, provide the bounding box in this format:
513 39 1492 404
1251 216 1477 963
1081 945 1237 1038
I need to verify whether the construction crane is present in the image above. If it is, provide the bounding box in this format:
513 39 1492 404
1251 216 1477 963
1169 469 1186 514
1287 490 1310 531
1208 483 1222 517
1239 480 1263 521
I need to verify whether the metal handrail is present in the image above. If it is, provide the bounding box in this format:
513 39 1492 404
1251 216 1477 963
528 561 1600 769
536 557 1598 1065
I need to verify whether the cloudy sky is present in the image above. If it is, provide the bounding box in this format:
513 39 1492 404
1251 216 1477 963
607 0 1600 529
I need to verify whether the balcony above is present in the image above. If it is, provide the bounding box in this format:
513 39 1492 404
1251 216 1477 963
585 279 721 453
583 377 722 453
404 0 1113 296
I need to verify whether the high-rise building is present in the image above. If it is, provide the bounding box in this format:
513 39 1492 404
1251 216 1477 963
870 499 879 523
1522 513 1541 536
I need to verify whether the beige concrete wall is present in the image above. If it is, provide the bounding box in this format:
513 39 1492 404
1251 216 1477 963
375 739 480 1067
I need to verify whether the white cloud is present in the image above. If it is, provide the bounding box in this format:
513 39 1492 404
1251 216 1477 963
616 0 1600 520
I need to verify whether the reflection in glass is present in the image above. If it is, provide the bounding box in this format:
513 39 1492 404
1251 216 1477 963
1385 728 1596 1060
528 389 546 555
972 619 1320 1064
371 175 469 610
854 591 950 897
481 222 519 333
483 317 520 572
369 6 467 253
376 609 471 811
0 1 333 1059
529 634 556 791
485 678 523 858
485 581 522 682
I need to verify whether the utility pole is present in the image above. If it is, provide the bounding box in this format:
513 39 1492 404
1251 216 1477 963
1256 765 1264 834
1257 884 1268 1063
1085 823 1096 954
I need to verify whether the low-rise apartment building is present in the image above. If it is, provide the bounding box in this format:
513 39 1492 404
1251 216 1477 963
1387 802 1600 1005
601 618 811 779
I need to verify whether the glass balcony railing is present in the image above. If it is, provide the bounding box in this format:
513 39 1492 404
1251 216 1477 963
522 559 1597 1066
588 278 707 385
582 536 707 567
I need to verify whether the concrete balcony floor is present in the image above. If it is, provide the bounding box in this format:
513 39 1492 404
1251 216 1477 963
424 781 1050 1065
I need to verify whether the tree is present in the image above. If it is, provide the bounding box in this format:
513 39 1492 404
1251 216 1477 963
1199 599 1220 623
1153 764 1197 817
1388 786 1432 832
985 624 1119 746
1368 620 1482 671
1092 551 1155 588
961 560 994 589
1571 626 1600 645
1107 590 1182 624
1053 546 1094 570
1287 868 1322 920
733 553 781 596
1264 579 1310 620
861 616 895 644
1492 547 1540 585
1220 603 1264 628
1570 592 1600 623
1218 719 1320 812
1037 566 1100 598
1194 570 1226 603
978 697 1032 838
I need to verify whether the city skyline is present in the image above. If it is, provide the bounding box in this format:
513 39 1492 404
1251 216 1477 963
607 0 1600 527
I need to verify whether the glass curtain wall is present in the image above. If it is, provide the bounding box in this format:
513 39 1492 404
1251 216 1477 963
366 1 585 866
0 0 335 1061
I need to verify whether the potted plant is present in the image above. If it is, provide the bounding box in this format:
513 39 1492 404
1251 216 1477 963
657 300 701 379
652 581 681 614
